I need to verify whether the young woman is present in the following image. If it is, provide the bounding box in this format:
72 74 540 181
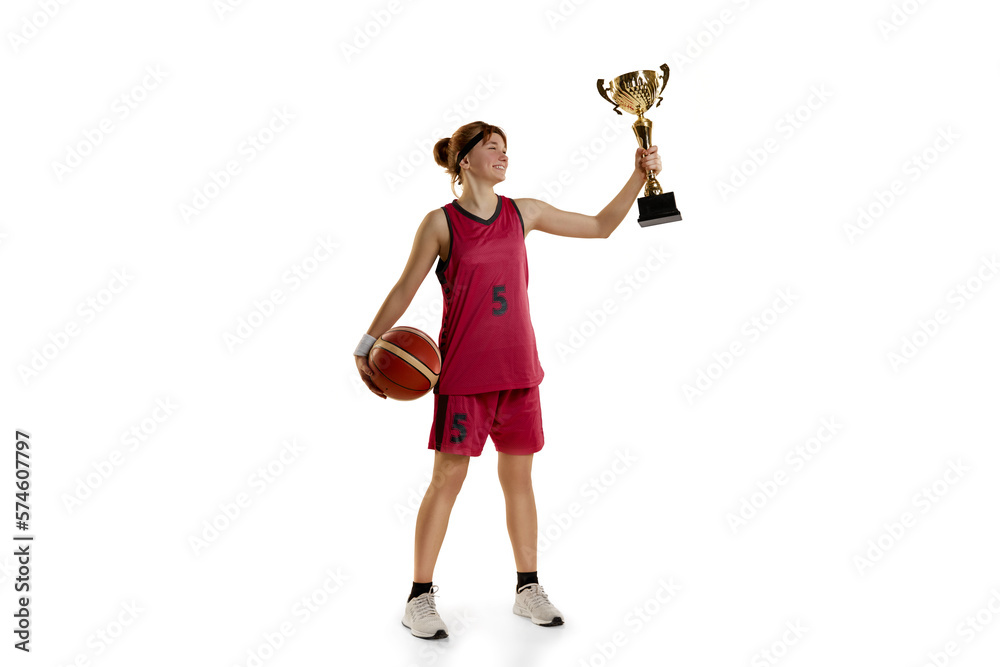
353 121 662 640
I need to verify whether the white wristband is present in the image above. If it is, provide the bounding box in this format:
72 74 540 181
354 333 377 357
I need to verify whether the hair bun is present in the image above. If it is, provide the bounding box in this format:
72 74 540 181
432 137 451 169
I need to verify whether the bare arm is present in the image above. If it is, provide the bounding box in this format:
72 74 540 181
594 169 648 238
355 209 443 398
363 209 443 337
516 146 662 239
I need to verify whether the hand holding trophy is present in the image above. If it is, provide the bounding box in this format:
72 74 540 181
597 63 682 227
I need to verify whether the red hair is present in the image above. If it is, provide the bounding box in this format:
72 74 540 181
433 121 507 198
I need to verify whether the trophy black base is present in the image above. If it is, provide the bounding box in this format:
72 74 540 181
637 192 682 227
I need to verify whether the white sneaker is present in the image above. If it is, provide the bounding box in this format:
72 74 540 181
402 585 449 639
513 583 564 626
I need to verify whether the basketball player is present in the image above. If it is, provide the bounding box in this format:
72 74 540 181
353 121 662 639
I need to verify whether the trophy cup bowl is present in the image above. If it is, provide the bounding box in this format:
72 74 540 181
597 63 682 227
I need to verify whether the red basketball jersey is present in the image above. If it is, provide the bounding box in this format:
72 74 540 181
434 194 544 395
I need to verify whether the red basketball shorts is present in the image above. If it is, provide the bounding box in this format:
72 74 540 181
428 385 544 457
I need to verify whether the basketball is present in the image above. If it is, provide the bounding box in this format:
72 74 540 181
368 326 442 400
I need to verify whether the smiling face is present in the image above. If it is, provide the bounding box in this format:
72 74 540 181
460 134 508 182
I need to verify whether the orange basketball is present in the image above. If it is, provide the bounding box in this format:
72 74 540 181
368 326 442 400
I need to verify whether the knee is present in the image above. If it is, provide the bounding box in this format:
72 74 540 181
498 471 532 495
430 458 469 494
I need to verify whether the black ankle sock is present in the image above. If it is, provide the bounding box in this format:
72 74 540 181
409 581 433 602
516 571 538 593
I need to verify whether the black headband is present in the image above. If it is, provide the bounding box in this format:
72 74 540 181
455 131 485 167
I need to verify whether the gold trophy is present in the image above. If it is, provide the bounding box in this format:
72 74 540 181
597 63 682 227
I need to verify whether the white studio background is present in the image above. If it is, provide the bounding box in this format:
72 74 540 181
2 0 999 665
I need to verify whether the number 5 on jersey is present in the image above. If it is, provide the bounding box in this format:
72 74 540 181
492 284 507 316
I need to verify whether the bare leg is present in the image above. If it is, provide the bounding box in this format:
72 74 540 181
413 451 470 582
497 452 537 572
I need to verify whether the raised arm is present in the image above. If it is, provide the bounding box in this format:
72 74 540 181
515 146 662 239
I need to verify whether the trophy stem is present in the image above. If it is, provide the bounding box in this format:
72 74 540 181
631 114 662 197
632 114 651 149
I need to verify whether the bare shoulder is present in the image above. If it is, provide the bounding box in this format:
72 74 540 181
416 207 446 233
420 207 448 253
512 197 548 235
422 207 447 227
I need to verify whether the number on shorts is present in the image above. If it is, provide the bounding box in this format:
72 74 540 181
451 413 468 443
